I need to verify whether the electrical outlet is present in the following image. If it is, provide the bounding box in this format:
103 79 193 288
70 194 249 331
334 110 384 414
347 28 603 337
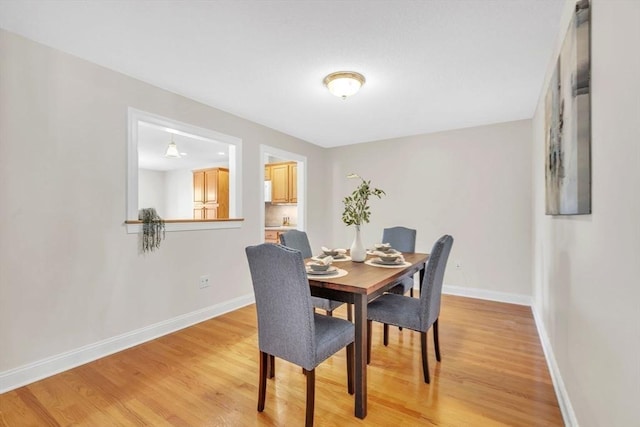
455 260 462 269
199 275 210 289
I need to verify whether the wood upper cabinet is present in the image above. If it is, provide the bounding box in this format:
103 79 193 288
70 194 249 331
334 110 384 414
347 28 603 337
268 161 297 204
270 163 289 203
289 163 297 203
193 167 229 219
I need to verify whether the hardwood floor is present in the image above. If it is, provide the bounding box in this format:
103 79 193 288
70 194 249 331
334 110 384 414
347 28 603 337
0 295 563 426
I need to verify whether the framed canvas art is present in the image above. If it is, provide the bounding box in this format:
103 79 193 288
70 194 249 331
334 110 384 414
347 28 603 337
545 0 591 215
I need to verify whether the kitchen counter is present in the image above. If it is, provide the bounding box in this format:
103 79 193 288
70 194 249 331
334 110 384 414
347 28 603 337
265 225 298 231
264 226 298 244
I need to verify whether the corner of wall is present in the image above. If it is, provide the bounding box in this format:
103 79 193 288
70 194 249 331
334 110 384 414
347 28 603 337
531 301 579 427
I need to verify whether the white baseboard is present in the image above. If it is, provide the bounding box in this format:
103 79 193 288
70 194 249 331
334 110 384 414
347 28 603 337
442 285 576 425
531 305 578 427
442 284 532 306
0 293 255 394
1 287 577 427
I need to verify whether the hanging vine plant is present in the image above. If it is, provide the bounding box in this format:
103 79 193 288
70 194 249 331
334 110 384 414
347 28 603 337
139 207 165 253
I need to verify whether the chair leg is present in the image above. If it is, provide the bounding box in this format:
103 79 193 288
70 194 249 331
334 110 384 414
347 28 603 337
367 320 372 364
410 288 414 298
347 303 353 322
420 332 430 383
433 318 441 362
303 368 315 427
268 354 275 379
383 323 389 346
346 342 354 394
258 351 268 411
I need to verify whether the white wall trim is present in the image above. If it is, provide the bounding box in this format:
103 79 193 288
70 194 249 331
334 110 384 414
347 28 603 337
125 219 244 234
531 303 579 427
442 284 576 425
0 293 255 393
127 108 244 229
1 285 576 427
442 284 532 306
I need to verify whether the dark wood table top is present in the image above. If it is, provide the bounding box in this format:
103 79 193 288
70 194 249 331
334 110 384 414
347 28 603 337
305 251 429 419
307 252 429 296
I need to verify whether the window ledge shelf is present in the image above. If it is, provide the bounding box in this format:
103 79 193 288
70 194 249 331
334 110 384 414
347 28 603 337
125 218 244 234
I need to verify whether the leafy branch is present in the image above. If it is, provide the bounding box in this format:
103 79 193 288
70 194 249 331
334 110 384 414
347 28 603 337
341 177 385 226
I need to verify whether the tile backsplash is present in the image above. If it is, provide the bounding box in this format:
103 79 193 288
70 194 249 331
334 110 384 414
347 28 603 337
265 204 298 226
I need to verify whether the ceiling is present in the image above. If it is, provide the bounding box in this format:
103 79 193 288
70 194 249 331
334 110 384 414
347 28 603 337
0 0 564 148
137 123 230 172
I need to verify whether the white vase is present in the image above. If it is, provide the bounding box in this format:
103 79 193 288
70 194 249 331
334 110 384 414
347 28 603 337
350 225 366 262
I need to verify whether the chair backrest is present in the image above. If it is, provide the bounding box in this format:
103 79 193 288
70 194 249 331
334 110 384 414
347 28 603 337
419 235 454 330
279 229 313 258
245 243 316 369
382 226 416 253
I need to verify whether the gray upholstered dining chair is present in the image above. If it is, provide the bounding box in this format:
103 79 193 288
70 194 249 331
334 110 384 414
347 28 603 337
367 234 453 384
378 226 417 340
382 226 417 297
280 230 351 321
245 243 354 427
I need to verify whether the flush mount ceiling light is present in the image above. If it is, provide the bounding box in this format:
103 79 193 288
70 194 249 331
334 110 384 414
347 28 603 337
323 71 366 99
164 136 181 158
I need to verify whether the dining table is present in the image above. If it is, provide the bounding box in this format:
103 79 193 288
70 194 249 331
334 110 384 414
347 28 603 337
306 252 429 419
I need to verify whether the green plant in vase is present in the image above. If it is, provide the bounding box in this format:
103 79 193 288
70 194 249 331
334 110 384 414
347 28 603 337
342 173 385 261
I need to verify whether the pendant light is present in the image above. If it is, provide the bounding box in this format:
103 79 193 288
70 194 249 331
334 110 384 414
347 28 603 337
164 136 181 158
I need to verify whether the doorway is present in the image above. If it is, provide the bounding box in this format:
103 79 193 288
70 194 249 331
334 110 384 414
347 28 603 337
259 145 306 242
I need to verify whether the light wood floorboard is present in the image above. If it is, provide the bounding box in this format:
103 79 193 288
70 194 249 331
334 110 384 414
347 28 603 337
0 295 563 426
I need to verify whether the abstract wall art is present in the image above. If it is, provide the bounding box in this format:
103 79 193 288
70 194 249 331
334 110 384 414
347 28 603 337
545 0 591 215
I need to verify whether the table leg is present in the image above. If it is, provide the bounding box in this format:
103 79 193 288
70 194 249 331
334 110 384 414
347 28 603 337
354 293 367 419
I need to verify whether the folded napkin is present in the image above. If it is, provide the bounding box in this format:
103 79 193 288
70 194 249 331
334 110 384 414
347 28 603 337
372 250 400 257
373 243 391 250
321 246 347 254
307 255 333 266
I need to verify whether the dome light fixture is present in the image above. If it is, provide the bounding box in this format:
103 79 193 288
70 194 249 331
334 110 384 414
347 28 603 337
323 71 366 99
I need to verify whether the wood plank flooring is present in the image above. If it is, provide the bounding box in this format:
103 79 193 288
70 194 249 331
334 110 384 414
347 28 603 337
0 295 563 426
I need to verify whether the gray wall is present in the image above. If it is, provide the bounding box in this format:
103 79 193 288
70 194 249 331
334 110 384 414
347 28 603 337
0 29 330 373
328 120 533 297
531 0 640 425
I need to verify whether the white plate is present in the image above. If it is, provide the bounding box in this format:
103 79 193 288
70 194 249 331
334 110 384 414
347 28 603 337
372 258 404 266
306 266 339 275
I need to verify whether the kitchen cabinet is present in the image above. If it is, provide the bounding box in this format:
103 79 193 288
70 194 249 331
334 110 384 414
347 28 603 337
264 227 297 243
289 163 297 203
268 161 297 204
193 167 229 219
